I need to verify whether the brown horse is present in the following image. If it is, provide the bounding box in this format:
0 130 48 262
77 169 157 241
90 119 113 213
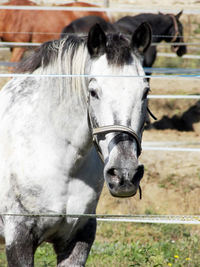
0 0 110 62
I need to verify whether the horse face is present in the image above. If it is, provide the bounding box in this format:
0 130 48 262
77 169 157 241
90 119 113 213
167 12 187 57
87 23 151 198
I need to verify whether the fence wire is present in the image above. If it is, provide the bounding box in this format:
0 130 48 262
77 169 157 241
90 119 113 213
0 3 199 228
0 5 200 15
1 213 200 225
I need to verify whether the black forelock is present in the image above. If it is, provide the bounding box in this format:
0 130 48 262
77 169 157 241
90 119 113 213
105 33 133 66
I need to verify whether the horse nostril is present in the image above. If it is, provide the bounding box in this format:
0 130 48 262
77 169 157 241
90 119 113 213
107 168 122 187
107 168 117 177
106 168 126 187
108 182 114 189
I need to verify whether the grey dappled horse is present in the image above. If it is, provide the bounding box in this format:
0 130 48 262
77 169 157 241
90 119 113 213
0 23 151 266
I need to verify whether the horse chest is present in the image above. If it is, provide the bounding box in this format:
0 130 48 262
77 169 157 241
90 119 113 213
66 180 98 215
65 148 104 215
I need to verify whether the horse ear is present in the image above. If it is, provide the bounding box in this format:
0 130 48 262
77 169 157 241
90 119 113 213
87 23 107 56
176 10 183 19
131 22 152 54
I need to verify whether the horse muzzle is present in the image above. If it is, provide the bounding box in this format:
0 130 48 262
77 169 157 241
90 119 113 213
87 107 144 198
176 45 187 57
89 123 143 198
104 164 144 198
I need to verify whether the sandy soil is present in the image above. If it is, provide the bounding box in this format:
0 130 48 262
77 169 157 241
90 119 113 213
98 129 200 215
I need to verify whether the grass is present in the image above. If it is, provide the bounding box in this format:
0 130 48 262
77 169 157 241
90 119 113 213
0 223 199 266
88 223 200 267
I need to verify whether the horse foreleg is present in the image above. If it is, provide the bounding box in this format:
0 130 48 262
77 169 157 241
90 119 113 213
5 218 37 267
10 47 26 63
54 218 97 267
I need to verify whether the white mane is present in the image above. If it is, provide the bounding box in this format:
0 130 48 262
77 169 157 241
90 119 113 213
33 38 90 109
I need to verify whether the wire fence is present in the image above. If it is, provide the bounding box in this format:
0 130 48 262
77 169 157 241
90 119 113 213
0 69 199 223
0 32 198 41
1 213 200 224
0 3 199 227
0 4 200 60
0 41 199 47
1 73 200 79
0 4 200 15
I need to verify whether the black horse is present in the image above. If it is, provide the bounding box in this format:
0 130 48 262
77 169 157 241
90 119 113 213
114 11 187 74
60 15 116 38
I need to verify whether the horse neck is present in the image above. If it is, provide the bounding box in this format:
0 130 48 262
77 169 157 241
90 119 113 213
35 74 92 160
33 45 92 155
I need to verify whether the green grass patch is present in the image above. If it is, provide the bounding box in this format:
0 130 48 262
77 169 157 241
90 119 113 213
0 223 199 266
35 243 56 267
87 223 200 267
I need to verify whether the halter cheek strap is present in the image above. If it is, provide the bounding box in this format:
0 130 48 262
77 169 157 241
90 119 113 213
169 14 179 43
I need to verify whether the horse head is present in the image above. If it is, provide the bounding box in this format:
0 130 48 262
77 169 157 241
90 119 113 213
87 23 152 197
167 11 187 56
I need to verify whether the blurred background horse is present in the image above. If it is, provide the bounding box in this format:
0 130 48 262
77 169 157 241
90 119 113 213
59 11 187 77
114 11 187 76
0 0 110 62
61 15 116 38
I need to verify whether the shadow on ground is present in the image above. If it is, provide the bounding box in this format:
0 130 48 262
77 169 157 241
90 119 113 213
146 101 200 131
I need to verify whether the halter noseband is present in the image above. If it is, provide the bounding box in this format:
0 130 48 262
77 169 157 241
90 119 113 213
87 104 142 163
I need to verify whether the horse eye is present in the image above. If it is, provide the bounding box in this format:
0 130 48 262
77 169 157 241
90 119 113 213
90 89 99 99
142 88 150 100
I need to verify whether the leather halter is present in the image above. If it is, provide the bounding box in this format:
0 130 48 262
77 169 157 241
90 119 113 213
87 99 143 199
87 100 142 162
169 14 179 43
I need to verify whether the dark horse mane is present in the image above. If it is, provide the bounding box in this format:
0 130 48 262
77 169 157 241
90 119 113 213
16 35 85 73
16 31 134 73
